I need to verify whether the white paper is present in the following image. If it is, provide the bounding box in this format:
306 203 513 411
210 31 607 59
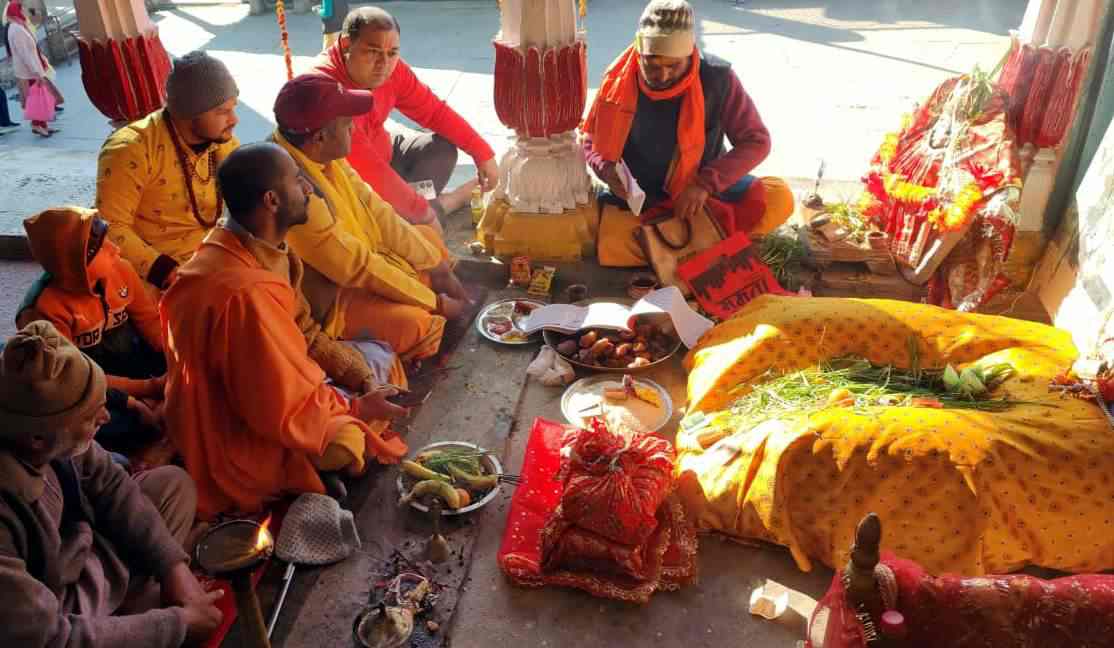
521 302 631 335
617 160 646 216
628 286 714 348
408 179 437 200
521 287 713 348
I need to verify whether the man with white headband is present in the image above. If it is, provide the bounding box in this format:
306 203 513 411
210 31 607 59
583 0 795 266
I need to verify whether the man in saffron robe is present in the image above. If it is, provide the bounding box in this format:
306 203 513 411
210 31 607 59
273 74 469 362
582 0 796 267
312 6 499 229
160 143 409 520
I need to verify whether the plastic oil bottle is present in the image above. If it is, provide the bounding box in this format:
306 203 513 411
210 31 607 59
470 187 484 226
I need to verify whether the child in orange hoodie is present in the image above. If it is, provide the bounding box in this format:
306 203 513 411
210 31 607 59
18 207 167 455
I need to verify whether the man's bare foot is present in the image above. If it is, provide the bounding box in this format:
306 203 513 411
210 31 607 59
438 178 479 214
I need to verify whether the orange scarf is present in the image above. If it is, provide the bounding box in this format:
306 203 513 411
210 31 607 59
581 44 704 199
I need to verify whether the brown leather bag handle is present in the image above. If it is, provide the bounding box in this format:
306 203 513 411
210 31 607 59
651 217 692 250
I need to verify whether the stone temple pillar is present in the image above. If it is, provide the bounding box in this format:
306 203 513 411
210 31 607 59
478 0 596 261
74 0 172 125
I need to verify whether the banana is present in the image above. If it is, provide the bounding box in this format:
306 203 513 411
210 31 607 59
447 465 499 491
401 460 451 482
399 479 462 509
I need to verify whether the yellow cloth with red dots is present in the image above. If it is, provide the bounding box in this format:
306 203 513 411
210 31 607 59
677 295 1113 576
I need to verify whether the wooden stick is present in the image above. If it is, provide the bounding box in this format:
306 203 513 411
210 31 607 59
231 571 272 648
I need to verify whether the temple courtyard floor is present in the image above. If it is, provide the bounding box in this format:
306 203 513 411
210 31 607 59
0 2 1032 646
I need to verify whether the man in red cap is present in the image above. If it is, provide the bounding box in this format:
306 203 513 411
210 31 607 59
312 6 498 229
273 74 468 363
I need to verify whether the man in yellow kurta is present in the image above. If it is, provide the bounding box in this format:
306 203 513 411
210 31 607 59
271 74 469 362
95 51 240 291
161 143 409 520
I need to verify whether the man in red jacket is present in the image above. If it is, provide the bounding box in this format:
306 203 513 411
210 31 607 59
313 6 498 230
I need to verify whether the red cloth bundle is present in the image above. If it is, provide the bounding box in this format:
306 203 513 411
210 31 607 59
541 508 650 579
498 418 696 604
557 418 676 546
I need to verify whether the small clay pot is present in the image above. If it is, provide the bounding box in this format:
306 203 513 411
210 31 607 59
627 274 660 301
867 231 890 251
566 283 589 302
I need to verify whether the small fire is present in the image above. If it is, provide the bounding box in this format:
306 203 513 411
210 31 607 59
255 515 273 552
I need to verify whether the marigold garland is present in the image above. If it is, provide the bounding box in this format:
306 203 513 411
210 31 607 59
877 132 899 165
863 111 990 234
276 0 293 81
931 182 984 231
883 173 937 204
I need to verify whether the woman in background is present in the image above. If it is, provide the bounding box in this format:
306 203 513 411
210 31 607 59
5 1 64 136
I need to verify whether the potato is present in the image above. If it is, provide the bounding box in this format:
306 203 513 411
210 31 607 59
628 357 651 369
579 330 598 348
614 343 633 358
632 341 647 353
636 352 653 362
578 349 594 363
556 340 578 356
590 339 614 358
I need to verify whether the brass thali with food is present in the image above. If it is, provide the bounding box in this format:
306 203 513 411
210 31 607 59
396 441 510 516
543 321 682 373
477 298 545 345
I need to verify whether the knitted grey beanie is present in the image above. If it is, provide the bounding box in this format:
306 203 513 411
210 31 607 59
275 493 361 566
165 51 239 119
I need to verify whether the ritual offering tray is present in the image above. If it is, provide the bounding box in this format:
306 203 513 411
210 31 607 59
561 374 674 434
396 441 505 517
804 206 896 276
476 298 545 345
543 324 681 373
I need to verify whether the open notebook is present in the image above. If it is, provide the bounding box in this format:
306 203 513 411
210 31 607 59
520 286 713 348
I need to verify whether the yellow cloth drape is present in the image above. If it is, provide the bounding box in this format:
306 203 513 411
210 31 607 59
96 110 239 282
678 295 1114 576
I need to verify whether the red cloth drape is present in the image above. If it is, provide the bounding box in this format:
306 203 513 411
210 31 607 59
998 36 1093 150
78 31 171 123
493 40 587 138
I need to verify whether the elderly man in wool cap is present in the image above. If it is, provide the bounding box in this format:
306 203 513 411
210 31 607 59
95 50 241 293
0 321 223 648
583 0 796 267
